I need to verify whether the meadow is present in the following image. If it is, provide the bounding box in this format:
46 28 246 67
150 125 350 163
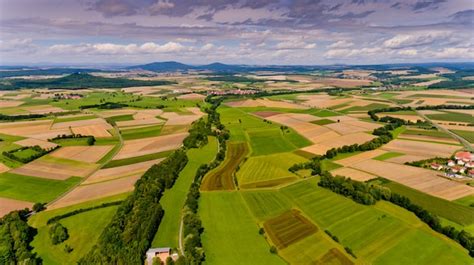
0 172 81 202
29 193 129 265
373 152 405 161
426 111 474 123
237 152 305 188
120 124 163 140
0 133 25 168
102 150 174 168
152 137 217 248
199 192 286 265
450 129 474 143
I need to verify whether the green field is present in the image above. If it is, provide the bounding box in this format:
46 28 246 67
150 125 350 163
10 147 42 160
310 119 335 125
52 137 92 146
373 152 405 161
402 129 452 139
0 173 81 202
152 137 218 248
383 181 474 226
53 115 96 124
426 111 474 123
200 192 286 265
51 92 138 110
201 142 248 191
280 178 471 264
321 160 343 171
450 129 474 143
29 193 129 265
0 133 25 168
237 152 305 188
102 150 174 168
120 124 163 140
340 103 390 113
241 190 293 221
104 114 134 123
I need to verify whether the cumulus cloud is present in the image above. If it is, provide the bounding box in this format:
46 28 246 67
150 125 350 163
276 40 316 50
0 38 37 53
49 41 186 55
430 47 474 59
328 40 354 49
382 31 452 49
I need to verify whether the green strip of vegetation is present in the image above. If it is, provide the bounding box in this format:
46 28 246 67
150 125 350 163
373 152 405 161
450 129 474 143
102 150 174 169
120 124 163 140
311 119 335 125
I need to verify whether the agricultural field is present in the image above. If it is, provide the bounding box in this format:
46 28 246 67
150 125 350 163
201 142 248 191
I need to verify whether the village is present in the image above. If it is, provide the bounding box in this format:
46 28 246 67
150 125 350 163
430 151 474 178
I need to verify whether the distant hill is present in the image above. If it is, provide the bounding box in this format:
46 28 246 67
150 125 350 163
127 61 192 72
0 68 102 78
0 72 175 90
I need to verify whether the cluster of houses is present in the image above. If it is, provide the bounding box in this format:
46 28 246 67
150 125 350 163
430 151 474 178
208 89 258 96
146 247 178 265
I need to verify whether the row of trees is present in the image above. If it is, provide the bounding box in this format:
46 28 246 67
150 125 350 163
318 173 474 256
179 96 229 264
0 210 42 264
47 201 122 225
49 134 96 145
78 150 189 264
3 145 58 163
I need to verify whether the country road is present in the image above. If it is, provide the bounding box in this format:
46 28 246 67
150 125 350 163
415 110 474 152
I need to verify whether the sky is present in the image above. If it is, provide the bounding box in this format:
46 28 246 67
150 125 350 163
0 0 473 65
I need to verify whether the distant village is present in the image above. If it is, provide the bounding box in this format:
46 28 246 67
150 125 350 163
430 151 474 178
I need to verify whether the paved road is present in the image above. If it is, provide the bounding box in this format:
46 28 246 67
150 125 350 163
415 110 473 152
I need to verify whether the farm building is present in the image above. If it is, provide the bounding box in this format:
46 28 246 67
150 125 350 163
454 151 474 162
430 163 443 170
146 247 172 265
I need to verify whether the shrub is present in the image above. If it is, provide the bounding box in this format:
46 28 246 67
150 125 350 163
49 223 69 245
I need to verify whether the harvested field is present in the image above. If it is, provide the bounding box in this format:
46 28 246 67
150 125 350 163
84 158 163 184
10 157 97 180
177 93 205 100
21 105 64 114
114 132 188 160
116 118 163 128
302 133 376 155
50 146 113 163
298 94 353 108
0 120 70 140
0 100 23 108
253 111 281 118
385 155 431 164
201 142 249 191
413 79 443 87
71 124 112 138
331 167 377 182
378 113 423 123
51 118 111 130
263 209 318 249
98 108 138 118
0 163 9 174
352 159 474 200
437 123 474 132
161 111 203 126
48 175 139 209
226 98 307 109
14 138 58 149
382 139 459 158
0 197 33 217
315 248 354 265
398 134 459 145
317 78 373 88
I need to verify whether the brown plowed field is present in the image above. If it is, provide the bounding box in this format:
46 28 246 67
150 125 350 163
0 198 33 217
15 138 58 149
331 167 377 182
50 145 113 163
381 139 459 158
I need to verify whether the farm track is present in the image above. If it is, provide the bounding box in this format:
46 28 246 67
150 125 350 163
44 124 124 210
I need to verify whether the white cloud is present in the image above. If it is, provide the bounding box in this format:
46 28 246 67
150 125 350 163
430 47 474 59
398 49 418 56
276 40 316 50
0 38 37 53
324 47 384 59
383 31 452 49
200 43 214 51
327 40 354 49
48 41 186 55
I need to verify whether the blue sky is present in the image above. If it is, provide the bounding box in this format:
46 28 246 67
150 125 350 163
0 0 472 65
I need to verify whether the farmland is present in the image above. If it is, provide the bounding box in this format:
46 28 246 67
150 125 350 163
201 142 248 191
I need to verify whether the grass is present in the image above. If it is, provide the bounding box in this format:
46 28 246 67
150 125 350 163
120 124 163 140
199 192 286 265
201 142 248 191
105 114 134 123
237 152 305 188
11 148 42 160
0 133 25 168
382 181 474 226
29 193 129 265
151 137 218 248
102 150 174 168
373 152 405 161
321 160 343 171
450 129 474 143
241 190 293 221
52 138 92 146
263 209 318 249
0 173 81 202
51 92 138 110
308 109 340 117
280 178 471 264
247 128 307 156
426 111 474 123
311 119 335 125
402 129 452 139
340 103 390 113
53 115 96 124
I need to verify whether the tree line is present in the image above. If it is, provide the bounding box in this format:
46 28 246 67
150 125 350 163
49 134 96 145
3 145 58 163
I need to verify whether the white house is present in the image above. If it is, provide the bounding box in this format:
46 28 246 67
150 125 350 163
146 248 171 265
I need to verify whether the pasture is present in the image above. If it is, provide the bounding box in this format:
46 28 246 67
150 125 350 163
450 129 474 143
119 124 163 140
263 209 318 249
426 111 474 123
0 172 81 202
29 193 128 265
152 137 217 248
237 152 305 188
200 192 286 265
102 150 173 168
